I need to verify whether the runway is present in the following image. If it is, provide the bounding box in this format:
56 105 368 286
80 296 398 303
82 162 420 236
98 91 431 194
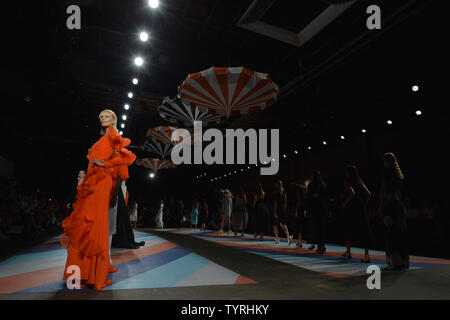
1 228 449 300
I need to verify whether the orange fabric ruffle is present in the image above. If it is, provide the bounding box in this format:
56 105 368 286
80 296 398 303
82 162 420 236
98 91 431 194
60 166 107 257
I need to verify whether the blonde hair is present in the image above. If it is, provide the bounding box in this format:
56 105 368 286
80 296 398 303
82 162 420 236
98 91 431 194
99 109 118 135
384 152 405 180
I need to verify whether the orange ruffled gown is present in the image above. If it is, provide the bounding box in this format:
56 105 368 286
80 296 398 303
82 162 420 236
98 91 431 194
60 126 136 290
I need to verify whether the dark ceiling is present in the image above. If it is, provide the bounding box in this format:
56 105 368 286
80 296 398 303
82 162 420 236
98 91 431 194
1 0 448 201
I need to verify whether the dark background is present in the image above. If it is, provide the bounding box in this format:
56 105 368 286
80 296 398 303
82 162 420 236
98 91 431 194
1 0 449 256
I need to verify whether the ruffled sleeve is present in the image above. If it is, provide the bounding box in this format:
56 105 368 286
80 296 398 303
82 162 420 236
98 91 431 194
104 136 137 169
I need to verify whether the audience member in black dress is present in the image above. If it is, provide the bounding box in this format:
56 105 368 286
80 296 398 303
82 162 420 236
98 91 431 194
379 152 409 269
253 184 268 241
271 180 293 245
199 199 209 231
341 165 373 262
247 192 256 236
287 180 308 248
232 188 248 237
306 171 328 254
176 200 185 229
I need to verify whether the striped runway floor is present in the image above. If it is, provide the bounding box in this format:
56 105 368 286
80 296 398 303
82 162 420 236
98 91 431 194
0 231 256 295
164 228 450 279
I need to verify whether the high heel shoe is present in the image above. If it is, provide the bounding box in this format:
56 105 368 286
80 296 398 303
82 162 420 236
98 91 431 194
316 246 326 255
287 235 293 246
341 252 352 260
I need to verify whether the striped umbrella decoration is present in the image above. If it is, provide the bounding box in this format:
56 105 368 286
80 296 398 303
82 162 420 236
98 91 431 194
178 66 279 119
135 158 176 173
158 96 225 127
147 125 201 146
141 141 172 159
147 126 180 145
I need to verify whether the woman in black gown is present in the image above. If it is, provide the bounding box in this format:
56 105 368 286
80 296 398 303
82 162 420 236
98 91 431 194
111 182 144 249
341 165 373 262
306 171 328 254
379 153 409 269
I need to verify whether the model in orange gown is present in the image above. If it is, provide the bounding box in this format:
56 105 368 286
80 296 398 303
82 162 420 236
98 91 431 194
60 125 136 290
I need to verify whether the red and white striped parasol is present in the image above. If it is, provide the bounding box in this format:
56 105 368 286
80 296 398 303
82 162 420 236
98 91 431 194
178 66 279 118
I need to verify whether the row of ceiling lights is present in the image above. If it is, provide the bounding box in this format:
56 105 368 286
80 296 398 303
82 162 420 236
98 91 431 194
120 1 160 136
195 85 423 182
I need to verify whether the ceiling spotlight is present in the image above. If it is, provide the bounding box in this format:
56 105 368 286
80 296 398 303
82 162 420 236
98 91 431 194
295 150 298 154
416 110 422 116
283 155 286 158
323 141 327 145
134 57 144 66
149 0 159 9
340 136 345 140
121 123 125 129
139 32 149 42
308 146 311 150
124 104 130 110
412 85 419 92
387 120 393 125
150 173 155 179
362 129 367 133
122 115 127 121
132 78 139 85
128 92 134 98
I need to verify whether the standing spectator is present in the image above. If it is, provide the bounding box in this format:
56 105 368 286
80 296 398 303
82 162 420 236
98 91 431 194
219 190 233 235
190 199 199 230
129 200 138 229
176 200 185 229
253 184 268 241
247 192 257 237
341 165 373 262
287 180 308 248
155 200 165 229
379 153 409 269
77 170 86 186
199 199 209 231
232 188 248 237
271 180 293 245
307 171 328 254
